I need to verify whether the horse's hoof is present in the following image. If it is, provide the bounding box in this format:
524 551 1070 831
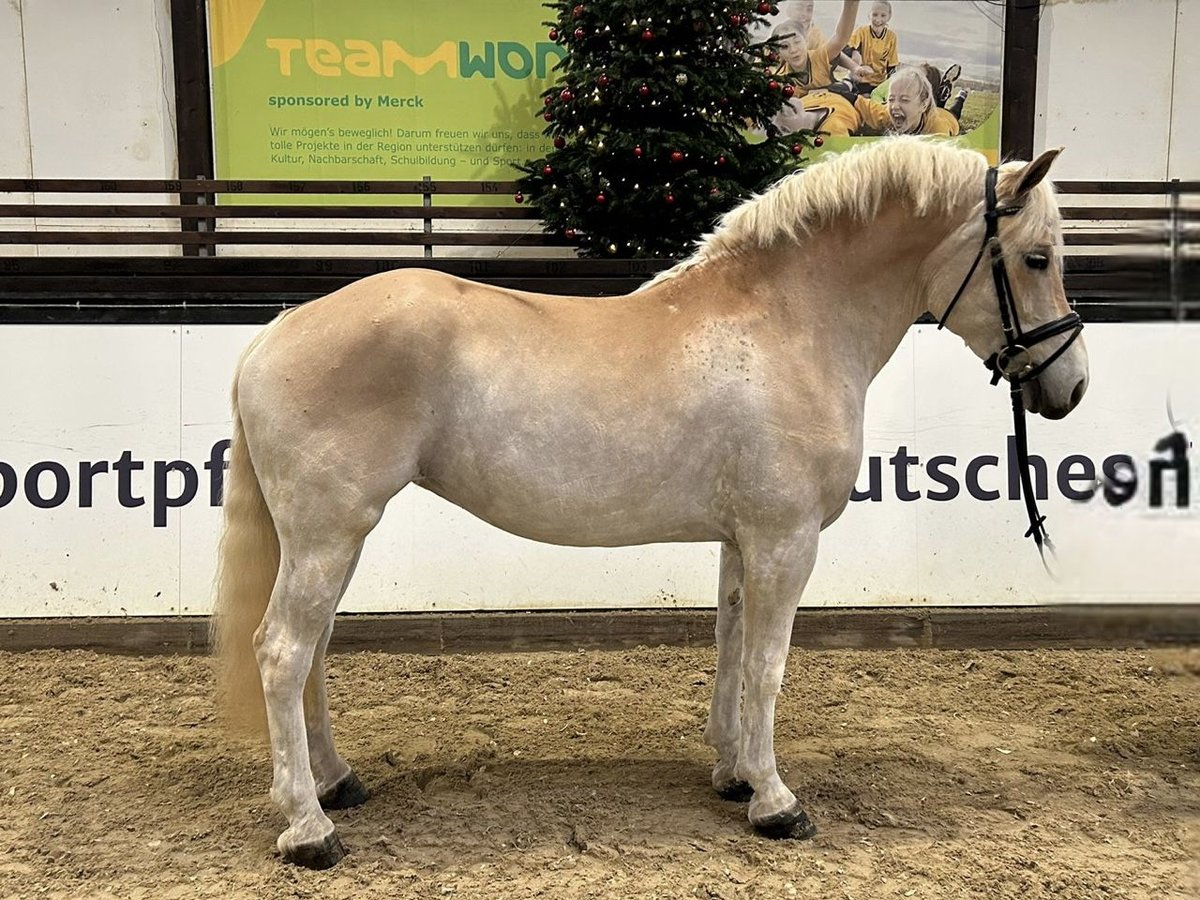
282 829 346 870
751 801 818 840
320 771 370 810
715 779 755 802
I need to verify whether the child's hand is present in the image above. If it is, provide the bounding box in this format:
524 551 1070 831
852 65 875 81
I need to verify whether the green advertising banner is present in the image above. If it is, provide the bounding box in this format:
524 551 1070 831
208 0 561 198
208 1 1001 202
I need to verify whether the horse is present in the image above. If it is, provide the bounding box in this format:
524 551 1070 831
212 137 1089 869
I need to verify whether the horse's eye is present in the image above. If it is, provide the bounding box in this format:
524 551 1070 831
1025 253 1049 270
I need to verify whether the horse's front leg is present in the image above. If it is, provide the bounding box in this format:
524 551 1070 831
704 542 753 801
736 526 820 839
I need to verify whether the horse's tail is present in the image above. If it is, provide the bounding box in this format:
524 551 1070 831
211 311 291 737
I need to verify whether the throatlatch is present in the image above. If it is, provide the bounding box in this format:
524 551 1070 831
938 167 1084 561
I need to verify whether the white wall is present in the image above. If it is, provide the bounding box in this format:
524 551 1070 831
0 0 178 257
2 323 1198 617
1037 0 1194 179
6 0 177 179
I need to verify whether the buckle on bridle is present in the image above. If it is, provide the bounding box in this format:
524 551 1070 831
988 344 1032 385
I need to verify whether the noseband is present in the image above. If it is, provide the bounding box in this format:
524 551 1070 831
937 167 1084 559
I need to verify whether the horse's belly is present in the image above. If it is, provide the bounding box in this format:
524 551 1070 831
414 453 726 547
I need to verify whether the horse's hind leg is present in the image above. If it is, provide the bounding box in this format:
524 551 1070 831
256 531 372 869
305 543 370 810
704 542 753 801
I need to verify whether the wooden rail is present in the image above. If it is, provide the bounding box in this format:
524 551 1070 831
0 177 1195 324
2 606 1197 654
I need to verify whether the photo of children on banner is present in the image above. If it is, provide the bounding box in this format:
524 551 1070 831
844 0 898 94
774 65 961 138
772 0 860 97
761 0 991 143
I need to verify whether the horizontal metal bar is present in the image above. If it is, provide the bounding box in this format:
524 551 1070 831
1062 231 1170 246
0 178 521 194
1054 180 1200 194
0 204 537 220
0 230 564 246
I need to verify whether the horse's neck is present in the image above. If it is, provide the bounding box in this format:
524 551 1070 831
738 221 934 383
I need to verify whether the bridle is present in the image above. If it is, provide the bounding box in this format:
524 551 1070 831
937 167 1084 559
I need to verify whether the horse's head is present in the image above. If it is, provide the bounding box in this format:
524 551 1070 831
930 148 1089 420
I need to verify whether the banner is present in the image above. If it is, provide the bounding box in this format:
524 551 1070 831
208 0 561 195
207 0 1004 195
756 0 1003 163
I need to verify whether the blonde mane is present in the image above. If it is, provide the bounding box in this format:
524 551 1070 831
641 138 1060 289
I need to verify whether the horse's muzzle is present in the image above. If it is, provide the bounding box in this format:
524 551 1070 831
1024 373 1088 420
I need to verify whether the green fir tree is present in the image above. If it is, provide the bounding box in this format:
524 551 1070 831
516 1 815 259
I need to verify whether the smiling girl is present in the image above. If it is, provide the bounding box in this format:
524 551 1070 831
772 0 860 97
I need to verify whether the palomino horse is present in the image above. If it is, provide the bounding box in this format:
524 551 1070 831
213 138 1089 868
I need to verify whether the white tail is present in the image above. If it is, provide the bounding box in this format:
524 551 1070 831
210 315 287 736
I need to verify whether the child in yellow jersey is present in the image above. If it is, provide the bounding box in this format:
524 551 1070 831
853 67 960 136
771 0 860 98
847 1 899 95
788 0 825 50
772 68 960 138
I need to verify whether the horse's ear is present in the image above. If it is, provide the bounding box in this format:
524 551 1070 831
1010 147 1064 199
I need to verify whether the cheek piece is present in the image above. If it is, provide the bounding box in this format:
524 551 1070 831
937 167 1084 563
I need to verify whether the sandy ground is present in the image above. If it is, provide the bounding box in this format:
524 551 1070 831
0 644 1197 899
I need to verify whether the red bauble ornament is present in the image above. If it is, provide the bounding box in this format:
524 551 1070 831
543 111 553 121
514 192 524 203
758 2 771 12
560 88 574 102
565 227 577 239
665 193 676 205
543 95 552 106
598 74 610 87
791 143 804 155
716 155 728 166
641 28 654 41
574 26 585 39
548 28 559 40
596 192 607 204
633 145 643 157
729 14 741 25
572 4 584 17
783 84 795 98
768 80 780 91
710 187 721 197
814 136 825 147
670 150 684 163
542 165 553 175
553 136 566 149
638 84 650 97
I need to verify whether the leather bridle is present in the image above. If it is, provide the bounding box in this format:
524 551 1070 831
938 167 1084 559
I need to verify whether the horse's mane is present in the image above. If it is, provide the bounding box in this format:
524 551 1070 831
641 137 1059 290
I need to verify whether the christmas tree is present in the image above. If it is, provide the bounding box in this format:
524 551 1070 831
516 1 813 259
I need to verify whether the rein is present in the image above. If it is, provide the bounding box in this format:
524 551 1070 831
937 167 1084 561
